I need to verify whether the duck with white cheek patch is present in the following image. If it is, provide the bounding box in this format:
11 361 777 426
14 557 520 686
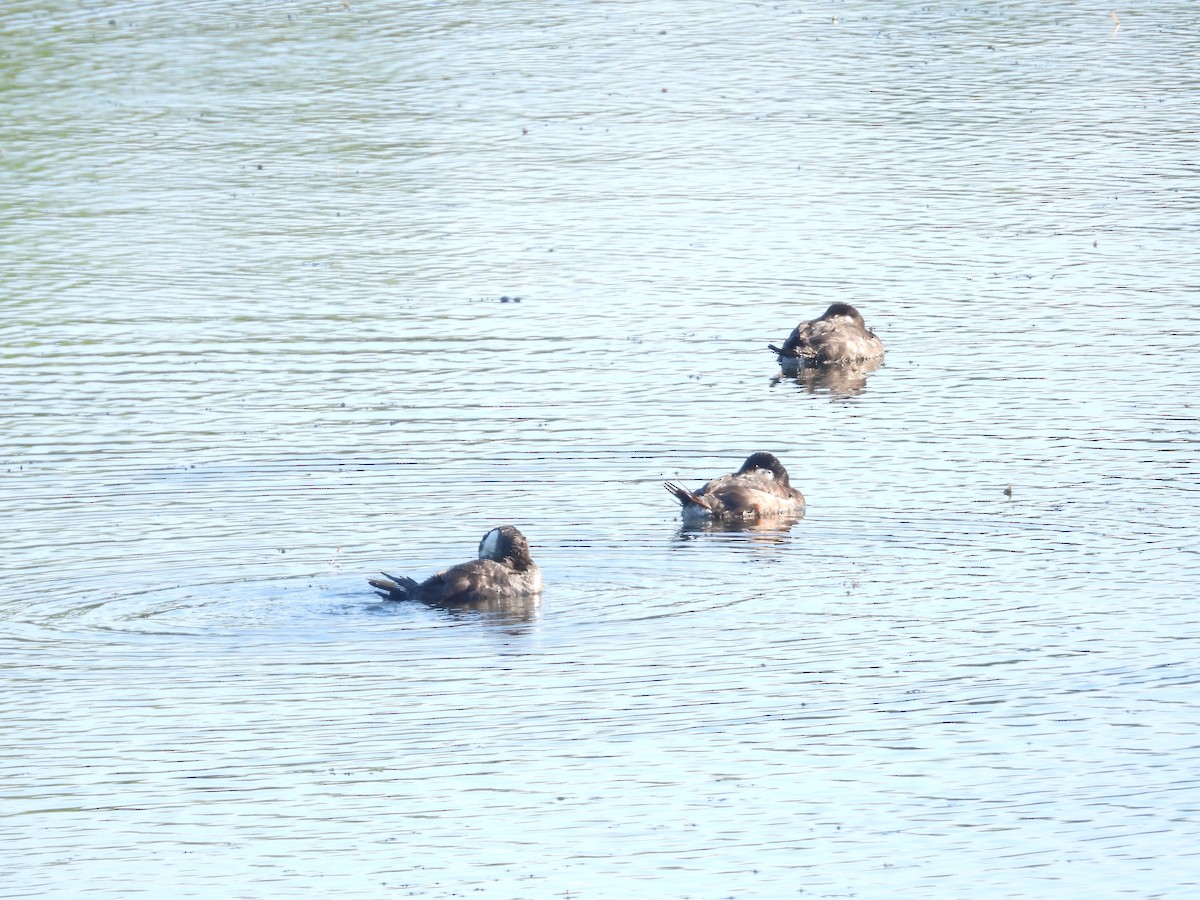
369 526 542 606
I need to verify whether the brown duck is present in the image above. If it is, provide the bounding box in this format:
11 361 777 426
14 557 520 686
368 526 542 605
664 452 806 523
769 303 884 375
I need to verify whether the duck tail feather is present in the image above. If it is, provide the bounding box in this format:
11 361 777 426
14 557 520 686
664 481 703 507
368 572 420 601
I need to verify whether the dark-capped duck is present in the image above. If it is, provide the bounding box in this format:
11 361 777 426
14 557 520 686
369 526 542 605
664 452 805 523
769 303 884 375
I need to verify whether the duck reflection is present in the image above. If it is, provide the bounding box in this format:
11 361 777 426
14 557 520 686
771 356 883 398
674 510 804 545
421 593 542 628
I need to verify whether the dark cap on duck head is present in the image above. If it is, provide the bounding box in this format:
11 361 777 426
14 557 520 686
737 451 791 484
478 525 535 571
821 303 865 324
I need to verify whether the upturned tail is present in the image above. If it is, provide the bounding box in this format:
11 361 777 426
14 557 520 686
664 481 704 508
368 572 420 601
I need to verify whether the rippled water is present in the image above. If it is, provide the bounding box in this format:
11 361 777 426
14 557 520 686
4 1 1199 897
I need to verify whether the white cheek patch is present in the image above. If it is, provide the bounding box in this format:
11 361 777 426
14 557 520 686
480 528 502 559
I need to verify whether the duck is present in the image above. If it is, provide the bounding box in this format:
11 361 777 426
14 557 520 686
368 525 542 605
769 303 884 375
664 452 805 522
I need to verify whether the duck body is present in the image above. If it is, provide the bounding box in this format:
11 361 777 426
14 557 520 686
664 451 805 523
769 303 884 375
369 526 541 606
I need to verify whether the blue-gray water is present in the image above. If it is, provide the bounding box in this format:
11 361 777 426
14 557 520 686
3 2 1199 897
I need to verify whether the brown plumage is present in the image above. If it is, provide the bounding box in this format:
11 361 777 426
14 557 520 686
769 303 884 375
664 452 806 522
368 526 542 606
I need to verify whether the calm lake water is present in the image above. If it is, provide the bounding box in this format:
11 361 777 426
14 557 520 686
3 1 1199 897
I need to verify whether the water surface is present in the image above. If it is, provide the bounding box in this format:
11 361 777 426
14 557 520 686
3 1 1199 897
